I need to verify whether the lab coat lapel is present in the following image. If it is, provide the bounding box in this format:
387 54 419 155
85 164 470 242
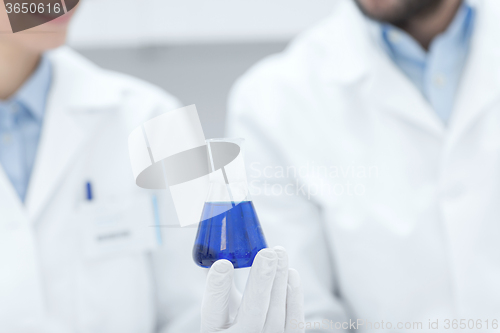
320 0 444 137
25 91 87 222
25 47 123 222
449 0 500 143
0 163 25 227
365 50 445 138
0 163 46 325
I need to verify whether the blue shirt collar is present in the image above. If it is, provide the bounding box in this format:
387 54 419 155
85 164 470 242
381 2 475 63
13 55 52 122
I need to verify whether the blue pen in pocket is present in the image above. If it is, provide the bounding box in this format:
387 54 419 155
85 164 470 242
86 181 93 201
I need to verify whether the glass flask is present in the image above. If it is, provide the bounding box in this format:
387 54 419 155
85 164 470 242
193 138 267 268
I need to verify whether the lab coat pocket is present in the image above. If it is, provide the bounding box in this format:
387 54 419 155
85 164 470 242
78 194 158 260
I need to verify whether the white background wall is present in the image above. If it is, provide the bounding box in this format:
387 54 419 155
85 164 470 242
68 0 338 48
71 0 339 136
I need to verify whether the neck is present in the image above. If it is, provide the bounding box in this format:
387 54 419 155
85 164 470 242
0 43 40 100
397 0 463 50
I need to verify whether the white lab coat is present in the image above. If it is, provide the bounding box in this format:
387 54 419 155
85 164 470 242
228 0 500 331
0 47 205 333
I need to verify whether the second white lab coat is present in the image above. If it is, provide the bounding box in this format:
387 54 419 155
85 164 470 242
228 0 500 331
0 47 205 333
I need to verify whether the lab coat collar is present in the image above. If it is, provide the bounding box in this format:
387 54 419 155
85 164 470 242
316 0 500 138
366 49 445 137
312 0 371 85
364 9 445 137
25 47 124 222
448 0 500 143
315 0 444 136
46 46 124 111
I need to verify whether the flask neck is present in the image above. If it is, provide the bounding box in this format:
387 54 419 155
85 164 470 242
205 138 249 204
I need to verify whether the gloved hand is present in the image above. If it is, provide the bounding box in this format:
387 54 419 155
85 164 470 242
201 246 304 333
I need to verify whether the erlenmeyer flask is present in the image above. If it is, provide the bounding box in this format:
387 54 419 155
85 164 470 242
192 138 267 268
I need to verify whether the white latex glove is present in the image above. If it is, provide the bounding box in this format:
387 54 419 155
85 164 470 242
201 246 305 333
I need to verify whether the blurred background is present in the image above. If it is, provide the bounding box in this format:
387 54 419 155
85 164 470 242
67 0 337 138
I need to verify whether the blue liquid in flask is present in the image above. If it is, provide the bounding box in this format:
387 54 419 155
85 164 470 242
193 201 267 268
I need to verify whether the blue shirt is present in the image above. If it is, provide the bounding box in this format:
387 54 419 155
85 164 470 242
0 56 52 202
381 2 475 124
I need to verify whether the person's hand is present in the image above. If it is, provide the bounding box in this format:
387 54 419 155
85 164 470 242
201 246 304 333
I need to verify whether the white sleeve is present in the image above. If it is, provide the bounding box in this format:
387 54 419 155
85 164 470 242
226 69 351 332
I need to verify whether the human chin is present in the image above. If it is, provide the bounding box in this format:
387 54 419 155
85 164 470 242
354 0 408 22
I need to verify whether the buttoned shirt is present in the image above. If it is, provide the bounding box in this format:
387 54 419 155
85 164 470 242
0 56 52 202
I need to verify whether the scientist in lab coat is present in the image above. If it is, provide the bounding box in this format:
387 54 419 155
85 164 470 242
0 4 303 333
228 0 500 330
